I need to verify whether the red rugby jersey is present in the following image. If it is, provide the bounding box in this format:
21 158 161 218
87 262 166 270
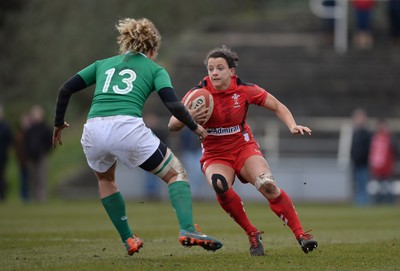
182 76 268 153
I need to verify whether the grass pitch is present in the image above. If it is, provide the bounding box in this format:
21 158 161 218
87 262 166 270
0 200 399 271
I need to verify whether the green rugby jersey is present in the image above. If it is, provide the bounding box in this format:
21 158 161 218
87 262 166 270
78 52 173 118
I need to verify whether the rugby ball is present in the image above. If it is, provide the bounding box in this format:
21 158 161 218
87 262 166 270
183 88 214 125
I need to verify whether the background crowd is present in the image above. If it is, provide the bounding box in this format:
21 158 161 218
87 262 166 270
0 104 52 203
350 108 398 206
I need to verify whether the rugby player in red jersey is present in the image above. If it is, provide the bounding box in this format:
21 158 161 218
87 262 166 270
168 45 318 256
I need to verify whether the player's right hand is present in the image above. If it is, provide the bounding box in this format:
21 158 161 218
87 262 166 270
189 103 210 125
194 124 207 142
52 121 70 148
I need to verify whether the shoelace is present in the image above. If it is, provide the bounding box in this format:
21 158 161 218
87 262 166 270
126 238 135 245
194 223 201 232
248 230 264 247
126 236 141 245
299 229 314 240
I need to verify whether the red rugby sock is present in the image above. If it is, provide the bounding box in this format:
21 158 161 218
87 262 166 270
268 189 304 239
216 188 258 235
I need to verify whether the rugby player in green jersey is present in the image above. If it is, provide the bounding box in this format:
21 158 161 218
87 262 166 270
52 18 222 255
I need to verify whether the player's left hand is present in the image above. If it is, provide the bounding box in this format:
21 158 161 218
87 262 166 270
290 125 312 135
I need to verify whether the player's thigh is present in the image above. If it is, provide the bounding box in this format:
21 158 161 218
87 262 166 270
240 155 271 185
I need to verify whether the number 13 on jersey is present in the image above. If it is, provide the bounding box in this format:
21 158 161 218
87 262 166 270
102 68 137 94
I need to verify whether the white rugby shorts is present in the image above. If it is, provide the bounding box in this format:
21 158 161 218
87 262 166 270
81 115 160 173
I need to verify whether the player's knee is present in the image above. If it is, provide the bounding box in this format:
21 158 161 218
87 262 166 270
255 172 277 194
169 155 188 181
153 152 188 182
211 174 229 194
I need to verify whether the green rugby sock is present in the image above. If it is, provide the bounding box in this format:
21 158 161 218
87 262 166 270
101 192 133 242
168 181 195 232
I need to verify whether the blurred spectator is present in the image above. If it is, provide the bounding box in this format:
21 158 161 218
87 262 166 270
142 113 168 200
24 105 52 202
387 0 400 47
350 108 372 206
351 0 375 49
368 118 398 204
180 127 206 200
15 112 31 202
0 105 13 202
322 0 336 45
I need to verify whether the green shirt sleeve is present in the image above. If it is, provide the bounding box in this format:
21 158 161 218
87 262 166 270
77 62 97 86
154 67 173 92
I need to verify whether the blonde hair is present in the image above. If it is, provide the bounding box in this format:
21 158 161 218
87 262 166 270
116 18 161 54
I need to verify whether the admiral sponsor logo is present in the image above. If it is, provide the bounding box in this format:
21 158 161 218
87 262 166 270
207 125 240 135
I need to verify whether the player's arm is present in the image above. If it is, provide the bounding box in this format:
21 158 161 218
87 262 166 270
263 93 312 135
54 74 87 127
167 89 209 132
53 74 87 147
158 87 207 139
168 115 185 131
168 105 208 131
